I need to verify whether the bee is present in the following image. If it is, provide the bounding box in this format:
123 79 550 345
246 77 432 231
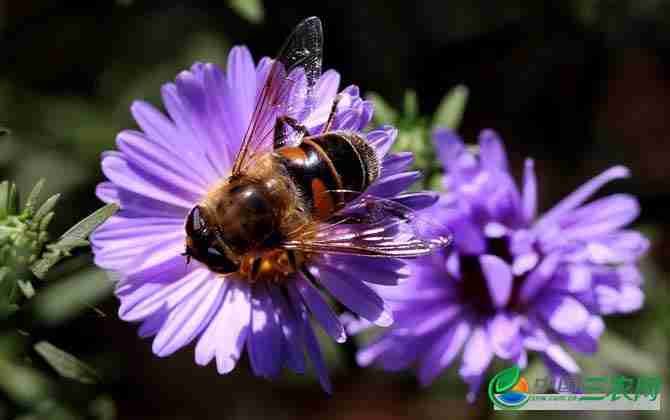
184 17 449 283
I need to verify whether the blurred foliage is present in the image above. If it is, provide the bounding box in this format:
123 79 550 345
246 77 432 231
0 180 117 419
368 84 468 190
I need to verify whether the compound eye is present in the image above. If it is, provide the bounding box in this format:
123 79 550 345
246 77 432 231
186 206 209 239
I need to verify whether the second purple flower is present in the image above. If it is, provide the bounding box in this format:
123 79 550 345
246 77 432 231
357 128 649 400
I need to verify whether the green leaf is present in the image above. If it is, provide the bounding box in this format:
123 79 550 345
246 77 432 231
31 203 118 279
493 365 520 393
433 84 469 130
23 179 45 218
227 0 264 23
31 268 114 326
33 341 99 384
0 180 18 219
0 357 52 407
366 92 398 125
59 203 119 243
593 331 659 376
403 90 418 120
32 194 60 225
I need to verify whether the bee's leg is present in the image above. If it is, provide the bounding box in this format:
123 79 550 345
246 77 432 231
322 94 343 134
274 116 310 149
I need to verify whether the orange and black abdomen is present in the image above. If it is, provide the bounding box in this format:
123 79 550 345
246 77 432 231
275 132 380 220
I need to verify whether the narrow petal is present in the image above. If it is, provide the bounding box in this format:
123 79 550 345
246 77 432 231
194 281 251 374
367 126 397 159
535 166 630 231
247 282 282 378
418 321 471 385
119 268 211 322
519 253 561 303
558 195 640 241
479 255 513 308
269 285 306 374
432 128 465 171
459 326 494 378
152 278 226 357
293 275 346 343
478 129 508 171
287 285 332 393
101 153 197 209
366 171 422 198
521 158 537 223
316 265 393 327
544 344 580 374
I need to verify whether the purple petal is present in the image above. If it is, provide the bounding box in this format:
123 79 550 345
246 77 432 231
247 282 283 378
316 265 393 327
617 284 644 313
519 253 561 303
535 166 630 231
418 321 471 385
540 294 590 336
479 255 513 308
330 255 409 285
544 344 580 374
459 326 494 378
293 275 346 343
381 152 414 177
391 192 439 211
268 285 306 374
432 128 465 171
522 158 537 223
101 152 197 208
487 313 522 359
478 129 508 171
119 268 211 322
194 281 251 374
451 216 487 255
366 171 422 198
367 126 397 159
562 316 604 354
287 286 332 393
558 195 640 241
152 278 226 357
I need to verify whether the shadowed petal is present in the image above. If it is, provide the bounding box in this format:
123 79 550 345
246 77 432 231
248 282 282 378
418 321 471 385
316 265 393 327
293 275 346 343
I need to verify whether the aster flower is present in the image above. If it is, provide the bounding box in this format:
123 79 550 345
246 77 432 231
357 128 648 399
91 46 439 392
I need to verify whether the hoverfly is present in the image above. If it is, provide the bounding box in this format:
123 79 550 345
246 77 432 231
184 16 450 282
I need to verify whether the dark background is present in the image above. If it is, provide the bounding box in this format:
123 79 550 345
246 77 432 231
1 1 668 419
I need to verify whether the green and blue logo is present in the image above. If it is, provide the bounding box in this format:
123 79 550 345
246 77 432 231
488 365 530 409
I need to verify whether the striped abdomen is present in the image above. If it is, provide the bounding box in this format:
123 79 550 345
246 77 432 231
275 131 380 220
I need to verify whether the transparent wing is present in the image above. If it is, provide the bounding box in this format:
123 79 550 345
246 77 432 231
281 193 452 258
231 16 323 176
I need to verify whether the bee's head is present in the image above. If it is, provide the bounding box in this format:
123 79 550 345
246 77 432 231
184 205 238 274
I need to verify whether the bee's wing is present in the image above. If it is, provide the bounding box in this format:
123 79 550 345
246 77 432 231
231 16 323 176
281 193 452 258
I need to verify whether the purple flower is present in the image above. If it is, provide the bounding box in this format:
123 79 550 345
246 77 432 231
357 128 648 400
91 46 436 392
